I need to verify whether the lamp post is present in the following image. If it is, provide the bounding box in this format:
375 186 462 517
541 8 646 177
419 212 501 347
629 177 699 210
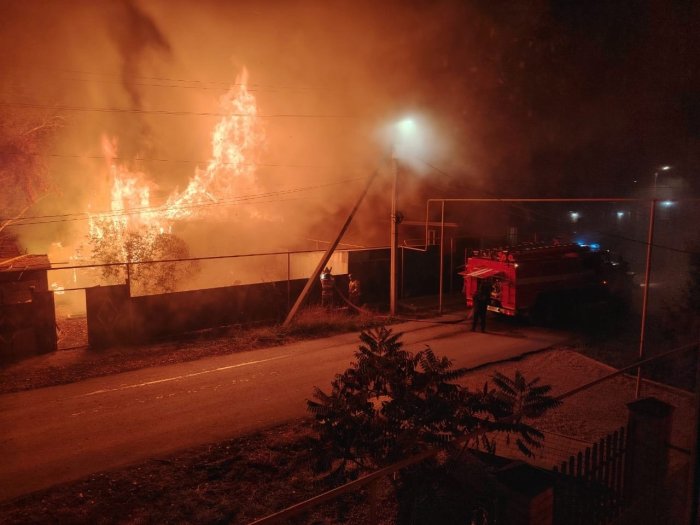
636 165 669 398
390 151 399 316
653 165 671 197
390 118 416 316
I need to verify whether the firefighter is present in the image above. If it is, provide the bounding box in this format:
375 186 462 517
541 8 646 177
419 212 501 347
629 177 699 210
320 267 334 310
472 278 492 332
348 273 361 310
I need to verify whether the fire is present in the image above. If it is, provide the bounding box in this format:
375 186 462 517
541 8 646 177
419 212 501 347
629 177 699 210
88 68 264 254
164 68 262 220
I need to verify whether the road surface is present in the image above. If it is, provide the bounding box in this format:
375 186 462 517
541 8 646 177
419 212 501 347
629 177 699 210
0 317 570 501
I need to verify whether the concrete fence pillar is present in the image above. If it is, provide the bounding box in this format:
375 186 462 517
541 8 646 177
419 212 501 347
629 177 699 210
624 396 674 510
496 462 554 525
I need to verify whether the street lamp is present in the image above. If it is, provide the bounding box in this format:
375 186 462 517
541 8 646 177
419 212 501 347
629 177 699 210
653 165 671 197
390 117 417 316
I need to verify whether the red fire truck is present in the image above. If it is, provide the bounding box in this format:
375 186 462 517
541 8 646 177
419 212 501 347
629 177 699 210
460 242 631 319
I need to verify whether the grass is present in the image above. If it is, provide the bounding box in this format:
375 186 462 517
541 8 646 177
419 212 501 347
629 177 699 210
0 306 390 395
0 419 396 525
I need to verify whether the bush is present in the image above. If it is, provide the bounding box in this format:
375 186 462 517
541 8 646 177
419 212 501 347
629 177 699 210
308 326 559 524
307 326 560 521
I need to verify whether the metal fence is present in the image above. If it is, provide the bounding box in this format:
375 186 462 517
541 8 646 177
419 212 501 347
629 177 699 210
552 427 627 525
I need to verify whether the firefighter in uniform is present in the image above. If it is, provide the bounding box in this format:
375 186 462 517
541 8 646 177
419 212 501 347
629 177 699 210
320 267 334 310
348 273 361 311
472 279 492 332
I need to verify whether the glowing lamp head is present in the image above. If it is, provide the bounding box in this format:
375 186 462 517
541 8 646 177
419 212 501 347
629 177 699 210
380 113 438 174
392 117 419 159
396 118 416 136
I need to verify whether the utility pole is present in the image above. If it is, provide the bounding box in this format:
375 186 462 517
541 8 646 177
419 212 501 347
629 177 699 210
636 198 657 398
283 171 378 327
390 155 399 316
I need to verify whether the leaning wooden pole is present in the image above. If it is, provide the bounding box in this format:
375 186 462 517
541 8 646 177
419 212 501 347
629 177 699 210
283 171 378 327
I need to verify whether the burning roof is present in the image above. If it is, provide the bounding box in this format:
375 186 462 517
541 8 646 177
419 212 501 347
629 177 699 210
0 237 50 272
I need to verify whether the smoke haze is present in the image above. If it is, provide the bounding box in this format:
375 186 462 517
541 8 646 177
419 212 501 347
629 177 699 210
1 0 698 262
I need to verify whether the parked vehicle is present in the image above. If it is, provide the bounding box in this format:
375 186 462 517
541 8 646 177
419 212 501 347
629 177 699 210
460 242 633 321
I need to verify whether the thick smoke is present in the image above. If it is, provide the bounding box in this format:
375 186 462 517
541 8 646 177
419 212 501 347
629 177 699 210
1 0 698 269
110 0 171 110
108 0 171 157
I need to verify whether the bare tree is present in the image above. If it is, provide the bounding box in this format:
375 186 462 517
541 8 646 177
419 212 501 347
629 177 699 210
0 111 63 238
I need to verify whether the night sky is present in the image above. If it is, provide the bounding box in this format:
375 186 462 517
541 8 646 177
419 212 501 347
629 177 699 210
1 0 698 250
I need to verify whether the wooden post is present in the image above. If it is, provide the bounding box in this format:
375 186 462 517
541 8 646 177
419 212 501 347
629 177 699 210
636 199 657 398
283 171 377 326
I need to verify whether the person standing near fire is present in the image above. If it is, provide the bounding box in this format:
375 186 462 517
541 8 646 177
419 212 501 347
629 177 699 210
472 278 492 332
320 267 334 310
348 273 361 311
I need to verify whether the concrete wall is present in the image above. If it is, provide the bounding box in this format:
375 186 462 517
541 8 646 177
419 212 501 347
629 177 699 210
84 246 463 349
86 278 317 348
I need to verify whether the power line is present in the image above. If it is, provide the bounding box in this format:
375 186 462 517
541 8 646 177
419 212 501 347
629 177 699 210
0 101 362 119
49 75 324 95
39 245 390 272
17 150 352 171
13 65 337 94
415 160 700 256
3 177 367 226
7 196 306 228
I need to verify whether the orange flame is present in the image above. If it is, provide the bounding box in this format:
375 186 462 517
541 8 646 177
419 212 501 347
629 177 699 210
88 68 264 254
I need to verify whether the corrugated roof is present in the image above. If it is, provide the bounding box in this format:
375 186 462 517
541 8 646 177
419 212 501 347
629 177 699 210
0 254 52 272
0 238 51 272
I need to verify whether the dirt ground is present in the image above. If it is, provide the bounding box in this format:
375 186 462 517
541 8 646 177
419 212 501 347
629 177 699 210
0 342 693 525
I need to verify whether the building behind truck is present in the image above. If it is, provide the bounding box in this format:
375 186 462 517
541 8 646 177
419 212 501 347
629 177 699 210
460 242 633 322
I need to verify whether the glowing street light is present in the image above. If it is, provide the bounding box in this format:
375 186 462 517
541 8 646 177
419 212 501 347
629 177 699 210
653 165 672 197
390 116 419 316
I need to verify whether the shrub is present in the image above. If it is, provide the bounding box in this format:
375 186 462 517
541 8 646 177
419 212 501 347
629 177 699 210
308 325 559 478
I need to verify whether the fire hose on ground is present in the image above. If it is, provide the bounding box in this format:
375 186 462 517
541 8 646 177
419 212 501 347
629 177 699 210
330 281 469 326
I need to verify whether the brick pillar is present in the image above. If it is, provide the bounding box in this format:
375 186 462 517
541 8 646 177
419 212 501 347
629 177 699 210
496 462 554 525
624 397 674 507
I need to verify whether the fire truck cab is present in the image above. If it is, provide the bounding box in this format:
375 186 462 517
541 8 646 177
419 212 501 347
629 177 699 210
460 242 629 319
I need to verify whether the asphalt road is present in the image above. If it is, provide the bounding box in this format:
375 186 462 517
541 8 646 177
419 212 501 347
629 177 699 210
0 317 570 501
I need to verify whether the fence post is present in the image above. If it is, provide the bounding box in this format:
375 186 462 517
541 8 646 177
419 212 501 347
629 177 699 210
624 397 674 517
496 462 554 525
